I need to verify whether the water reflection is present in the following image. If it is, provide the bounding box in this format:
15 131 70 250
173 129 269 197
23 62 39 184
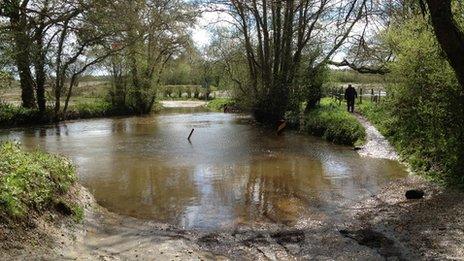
0 110 407 230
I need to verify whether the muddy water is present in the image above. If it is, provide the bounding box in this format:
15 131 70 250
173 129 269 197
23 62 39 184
0 108 407 230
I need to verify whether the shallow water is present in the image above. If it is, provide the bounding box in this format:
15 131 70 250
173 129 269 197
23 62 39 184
0 108 407 230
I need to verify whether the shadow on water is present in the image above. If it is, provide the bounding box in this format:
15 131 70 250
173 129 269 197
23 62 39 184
0 108 408 230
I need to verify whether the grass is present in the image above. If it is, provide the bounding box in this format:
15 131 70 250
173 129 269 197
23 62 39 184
207 98 236 111
73 99 113 118
357 101 464 186
0 103 42 127
0 99 135 128
357 101 395 137
0 142 81 220
302 98 366 146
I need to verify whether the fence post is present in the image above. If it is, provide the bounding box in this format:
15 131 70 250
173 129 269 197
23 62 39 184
378 90 381 103
339 87 344 106
371 89 374 102
359 88 362 104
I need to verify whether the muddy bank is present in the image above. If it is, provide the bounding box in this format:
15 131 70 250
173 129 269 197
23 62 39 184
3 176 463 260
346 175 464 260
0 185 90 260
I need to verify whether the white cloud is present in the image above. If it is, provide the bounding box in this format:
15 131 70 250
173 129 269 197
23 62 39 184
190 7 234 48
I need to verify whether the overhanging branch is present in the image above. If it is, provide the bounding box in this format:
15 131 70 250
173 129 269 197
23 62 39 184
328 59 390 75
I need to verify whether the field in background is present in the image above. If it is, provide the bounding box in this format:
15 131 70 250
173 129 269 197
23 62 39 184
0 69 388 106
0 80 230 106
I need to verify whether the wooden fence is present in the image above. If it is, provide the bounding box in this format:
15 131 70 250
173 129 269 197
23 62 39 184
329 86 387 105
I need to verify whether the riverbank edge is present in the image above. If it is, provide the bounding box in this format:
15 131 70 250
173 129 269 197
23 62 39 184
0 98 220 130
348 113 463 259
0 100 171 130
5 174 462 259
0 104 139 130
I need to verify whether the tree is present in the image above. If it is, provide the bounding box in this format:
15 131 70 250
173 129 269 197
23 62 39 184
206 30 250 102
422 0 464 89
48 1 121 119
1 0 36 108
111 0 196 114
214 0 369 123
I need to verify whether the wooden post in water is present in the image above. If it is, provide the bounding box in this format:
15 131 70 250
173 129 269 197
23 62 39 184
277 121 287 135
188 128 195 141
371 89 374 102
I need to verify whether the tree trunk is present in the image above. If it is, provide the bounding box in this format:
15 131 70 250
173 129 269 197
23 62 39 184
63 74 78 118
34 29 47 113
424 0 464 176
11 15 36 108
425 0 464 88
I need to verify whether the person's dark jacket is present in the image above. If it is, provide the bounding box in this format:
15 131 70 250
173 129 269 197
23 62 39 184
345 87 357 101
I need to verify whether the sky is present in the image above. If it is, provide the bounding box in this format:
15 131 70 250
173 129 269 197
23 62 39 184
191 12 215 48
190 8 235 49
189 9 353 63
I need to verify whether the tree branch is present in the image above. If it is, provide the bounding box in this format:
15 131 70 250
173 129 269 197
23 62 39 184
328 59 390 75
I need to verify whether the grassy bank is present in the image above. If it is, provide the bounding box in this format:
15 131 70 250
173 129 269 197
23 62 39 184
357 101 393 137
0 142 82 221
207 98 238 112
358 101 463 186
0 100 135 128
302 98 366 146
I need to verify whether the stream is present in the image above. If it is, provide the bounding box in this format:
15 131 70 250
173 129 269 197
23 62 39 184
0 107 408 230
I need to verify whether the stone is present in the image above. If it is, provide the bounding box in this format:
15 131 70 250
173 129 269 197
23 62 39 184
55 201 73 216
405 189 425 199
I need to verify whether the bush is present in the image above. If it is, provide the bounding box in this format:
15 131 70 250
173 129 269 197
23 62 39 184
0 103 41 126
358 101 395 137
75 100 112 118
159 85 202 100
360 15 464 186
302 98 366 145
207 98 237 111
0 142 77 218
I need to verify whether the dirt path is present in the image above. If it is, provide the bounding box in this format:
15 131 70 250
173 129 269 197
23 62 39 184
354 113 399 161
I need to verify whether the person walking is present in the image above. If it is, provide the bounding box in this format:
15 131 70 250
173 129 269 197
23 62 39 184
344 84 357 113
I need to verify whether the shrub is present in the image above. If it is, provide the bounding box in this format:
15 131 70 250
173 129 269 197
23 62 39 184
0 103 41 126
302 98 366 146
207 98 236 111
0 142 77 218
358 15 464 186
75 100 112 118
357 101 395 137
